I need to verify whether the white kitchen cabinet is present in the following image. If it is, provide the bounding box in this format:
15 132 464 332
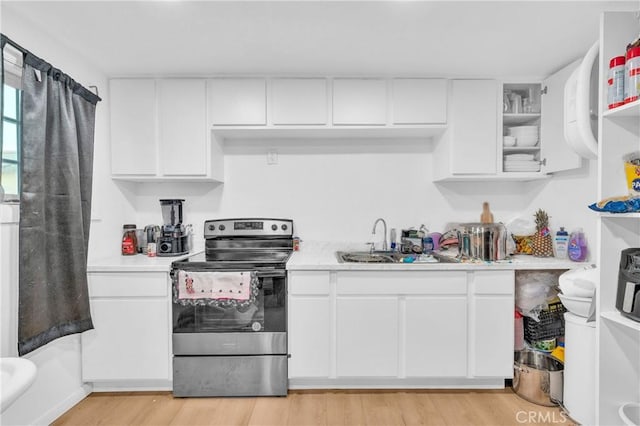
287 269 515 388
109 78 223 182
392 78 447 125
157 79 207 176
336 297 399 377
501 67 582 175
208 78 266 125
448 79 498 175
405 297 467 377
109 79 157 176
470 270 514 377
538 62 583 173
81 272 171 384
332 79 387 125
596 11 640 426
288 271 331 378
271 78 328 125
210 76 448 142
434 68 585 182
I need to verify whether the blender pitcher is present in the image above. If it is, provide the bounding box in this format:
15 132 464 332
160 199 185 227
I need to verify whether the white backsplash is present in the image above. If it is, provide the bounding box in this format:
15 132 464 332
129 146 598 257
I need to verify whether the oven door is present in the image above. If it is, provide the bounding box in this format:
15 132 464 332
172 268 286 356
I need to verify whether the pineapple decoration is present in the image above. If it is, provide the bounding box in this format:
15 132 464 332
532 209 554 257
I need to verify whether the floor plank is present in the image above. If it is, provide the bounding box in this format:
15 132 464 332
52 389 575 426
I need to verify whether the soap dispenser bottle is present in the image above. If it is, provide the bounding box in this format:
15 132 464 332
568 228 588 262
554 227 569 259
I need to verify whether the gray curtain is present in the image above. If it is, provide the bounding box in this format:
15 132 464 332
17 51 100 355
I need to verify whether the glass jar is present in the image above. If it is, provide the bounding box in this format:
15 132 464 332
121 224 138 256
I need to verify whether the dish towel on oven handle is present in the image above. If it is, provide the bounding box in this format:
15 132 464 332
177 270 252 301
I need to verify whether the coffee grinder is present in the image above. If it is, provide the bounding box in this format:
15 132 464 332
157 199 191 256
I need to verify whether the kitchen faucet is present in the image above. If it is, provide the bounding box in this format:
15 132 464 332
370 218 388 252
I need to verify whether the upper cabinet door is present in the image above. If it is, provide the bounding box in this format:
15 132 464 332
110 79 157 176
157 79 207 176
392 79 447 124
540 60 583 173
208 78 266 125
450 80 498 174
332 79 387 125
271 78 328 125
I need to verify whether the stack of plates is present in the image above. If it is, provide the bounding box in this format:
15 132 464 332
508 126 539 147
504 153 540 172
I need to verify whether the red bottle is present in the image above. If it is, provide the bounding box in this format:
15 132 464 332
121 224 137 256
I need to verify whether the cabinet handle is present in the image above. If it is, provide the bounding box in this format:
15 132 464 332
540 158 547 167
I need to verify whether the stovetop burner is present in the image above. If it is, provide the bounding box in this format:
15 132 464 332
173 218 294 270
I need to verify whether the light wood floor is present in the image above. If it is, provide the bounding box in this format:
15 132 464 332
53 389 576 426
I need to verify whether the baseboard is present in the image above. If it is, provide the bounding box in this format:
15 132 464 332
288 377 506 389
90 380 172 392
34 383 92 425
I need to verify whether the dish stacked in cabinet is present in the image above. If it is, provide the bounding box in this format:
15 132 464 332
502 83 542 173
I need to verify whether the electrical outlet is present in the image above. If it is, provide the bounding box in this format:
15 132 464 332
267 150 278 165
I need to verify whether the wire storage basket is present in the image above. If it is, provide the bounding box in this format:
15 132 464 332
524 301 567 343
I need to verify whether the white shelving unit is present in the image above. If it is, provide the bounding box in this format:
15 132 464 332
596 11 640 426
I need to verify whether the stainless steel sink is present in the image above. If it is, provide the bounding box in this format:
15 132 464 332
335 251 400 263
335 251 459 264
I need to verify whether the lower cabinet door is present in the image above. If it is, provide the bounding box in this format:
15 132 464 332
288 296 331 378
82 298 170 381
336 297 398 377
405 297 468 377
473 296 514 377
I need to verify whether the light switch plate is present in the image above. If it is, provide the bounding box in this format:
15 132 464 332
267 150 278 165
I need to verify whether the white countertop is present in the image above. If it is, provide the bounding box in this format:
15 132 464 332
286 241 592 271
88 249 203 273
88 241 591 273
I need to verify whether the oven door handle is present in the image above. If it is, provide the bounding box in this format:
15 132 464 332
255 270 287 278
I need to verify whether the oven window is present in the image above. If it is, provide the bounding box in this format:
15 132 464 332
172 273 286 333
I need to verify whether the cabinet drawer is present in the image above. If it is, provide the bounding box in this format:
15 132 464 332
88 272 168 298
336 271 467 295
288 271 330 295
472 270 514 295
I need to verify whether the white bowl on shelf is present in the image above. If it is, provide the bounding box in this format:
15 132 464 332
509 125 538 132
516 136 539 147
503 136 517 147
558 293 592 318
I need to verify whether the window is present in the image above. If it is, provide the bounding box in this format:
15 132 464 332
2 84 21 198
2 43 22 201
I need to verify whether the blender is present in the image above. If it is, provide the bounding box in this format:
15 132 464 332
157 199 191 256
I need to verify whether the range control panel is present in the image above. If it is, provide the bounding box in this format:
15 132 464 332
204 218 293 238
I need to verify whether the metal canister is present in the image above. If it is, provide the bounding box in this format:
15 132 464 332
457 223 508 261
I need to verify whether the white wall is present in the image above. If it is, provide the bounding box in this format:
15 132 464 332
0 10 133 425
132 139 598 258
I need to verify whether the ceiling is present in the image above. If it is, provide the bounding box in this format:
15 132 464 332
2 1 638 79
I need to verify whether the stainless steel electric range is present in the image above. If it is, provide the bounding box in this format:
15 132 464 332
170 218 293 397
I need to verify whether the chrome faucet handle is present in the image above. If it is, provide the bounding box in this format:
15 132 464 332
366 241 376 253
